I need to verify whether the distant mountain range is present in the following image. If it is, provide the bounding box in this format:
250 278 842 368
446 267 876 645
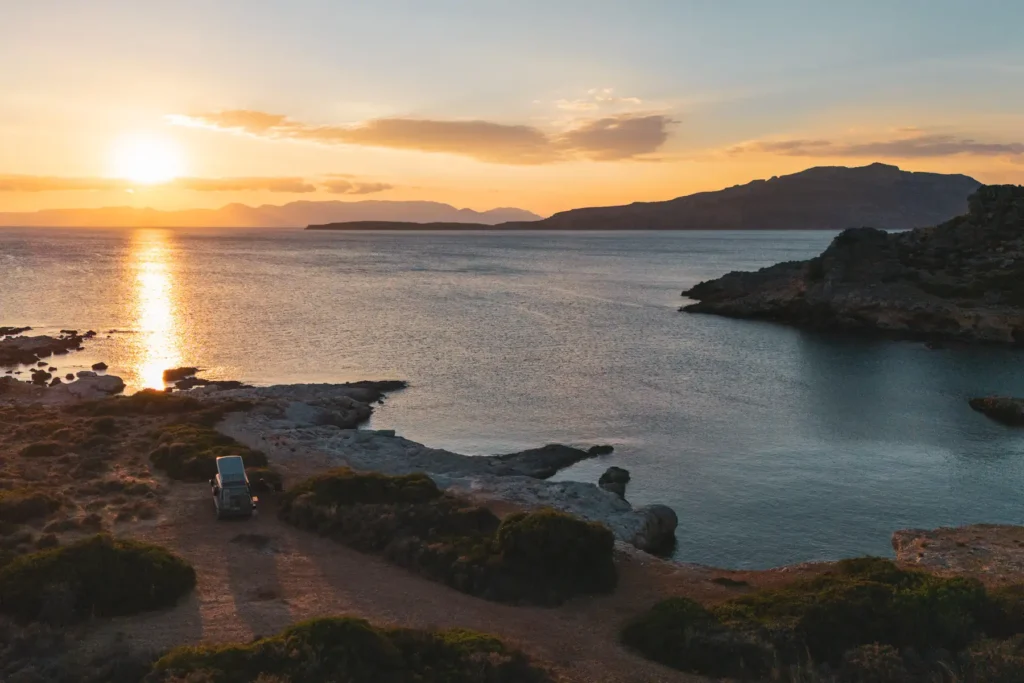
0 200 542 228
310 164 982 231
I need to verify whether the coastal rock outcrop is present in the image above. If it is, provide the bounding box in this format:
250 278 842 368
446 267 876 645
208 383 678 553
54 371 126 399
969 396 1024 426
893 524 1024 575
682 185 1024 345
0 331 86 366
598 466 631 498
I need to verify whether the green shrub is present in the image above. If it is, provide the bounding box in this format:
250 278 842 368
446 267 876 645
963 635 1024 683
839 643 911 683
149 617 553 683
0 534 196 623
624 558 1004 677
20 441 63 458
620 596 768 678
496 508 616 598
149 424 267 481
715 558 990 661
69 389 203 417
280 469 616 605
0 489 62 524
283 467 441 506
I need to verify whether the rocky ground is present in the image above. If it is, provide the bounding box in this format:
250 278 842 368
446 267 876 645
681 185 1024 344
893 525 1024 579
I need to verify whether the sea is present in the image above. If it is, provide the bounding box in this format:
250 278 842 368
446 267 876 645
2 226 1023 569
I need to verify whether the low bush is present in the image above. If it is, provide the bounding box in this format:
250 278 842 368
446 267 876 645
68 389 202 417
622 558 1016 678
280 468 617 605
20 441 63 458
0 489 62 524
620 597 769 678
0 534 196 623
148 617 553 683
246 467 283 493
0 617 154 683
149 424 267 481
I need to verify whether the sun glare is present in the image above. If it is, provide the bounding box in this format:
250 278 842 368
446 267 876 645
112 133 184 185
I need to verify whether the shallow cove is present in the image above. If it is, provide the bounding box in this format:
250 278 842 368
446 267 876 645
2 226 1024 568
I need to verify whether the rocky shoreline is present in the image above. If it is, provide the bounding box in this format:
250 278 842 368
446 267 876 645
681 185 1024 345
3 324 1022 569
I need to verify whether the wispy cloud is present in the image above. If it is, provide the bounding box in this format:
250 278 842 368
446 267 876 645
0 174 387 193
555 88 643 112
169 109 674 164
321 178 394 195
729 133 1024 159
175 177 316 192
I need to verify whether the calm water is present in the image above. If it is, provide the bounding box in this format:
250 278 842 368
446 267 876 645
2 227 1023 568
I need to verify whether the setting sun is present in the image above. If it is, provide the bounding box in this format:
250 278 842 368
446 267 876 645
112 133 184 185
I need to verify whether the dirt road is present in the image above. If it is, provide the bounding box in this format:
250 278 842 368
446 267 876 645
99 482 703 683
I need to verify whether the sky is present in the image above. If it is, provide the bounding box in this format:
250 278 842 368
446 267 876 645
2 0 1023 216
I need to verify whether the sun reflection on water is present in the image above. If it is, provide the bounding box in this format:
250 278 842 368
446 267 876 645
130 229 181 389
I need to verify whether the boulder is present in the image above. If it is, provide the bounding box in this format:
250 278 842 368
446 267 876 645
969 397 1024 426
53 373 126 400
588 444 615 455
598 466 631 498
65 374 74 380
632 504 678 554
49 377 62 386
162 366 200 382
91 362 108 371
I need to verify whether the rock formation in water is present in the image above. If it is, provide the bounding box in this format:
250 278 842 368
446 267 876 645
682 185 1024 345
969 397 1024 426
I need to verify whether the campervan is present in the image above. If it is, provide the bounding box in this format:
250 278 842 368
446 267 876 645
210 455 257 519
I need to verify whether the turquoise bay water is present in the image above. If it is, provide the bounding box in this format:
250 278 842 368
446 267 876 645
2 227 1023 568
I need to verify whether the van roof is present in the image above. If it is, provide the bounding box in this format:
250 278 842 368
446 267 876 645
216 455 247 484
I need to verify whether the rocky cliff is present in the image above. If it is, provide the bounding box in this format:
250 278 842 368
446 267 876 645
682 185 1024 344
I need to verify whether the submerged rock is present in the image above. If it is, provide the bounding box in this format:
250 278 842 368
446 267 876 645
588 444 615 455
682 185 1024 345
174 377 247 391
598 466 631 498
0 326 32 337
969 396 1024 426
493 444 599 479
0 332 86 366
162 366 200 382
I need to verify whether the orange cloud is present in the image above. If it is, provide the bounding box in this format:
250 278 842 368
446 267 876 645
729 133 1024 159
174 177 315 192
321 178 394 195
170 110 674 164
0 174 366 193
0 176 130 192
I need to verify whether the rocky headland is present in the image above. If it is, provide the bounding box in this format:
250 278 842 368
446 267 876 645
204 382 678 553
682 184 1024 344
